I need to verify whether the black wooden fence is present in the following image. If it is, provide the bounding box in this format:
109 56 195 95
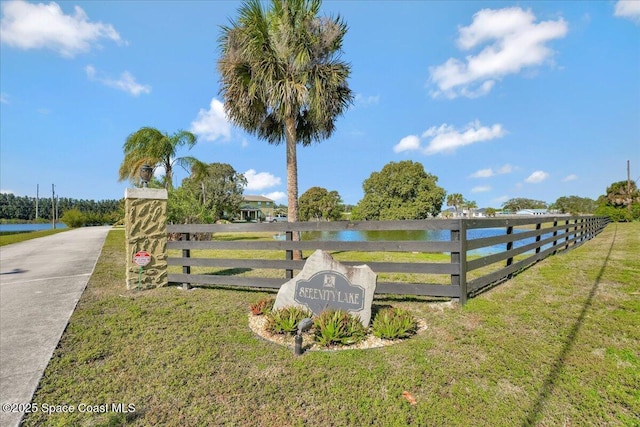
167 215 609 304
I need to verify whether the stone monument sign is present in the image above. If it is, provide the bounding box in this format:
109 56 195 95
273 250 377 327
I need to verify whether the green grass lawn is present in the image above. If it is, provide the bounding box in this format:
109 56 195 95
23 223 639 426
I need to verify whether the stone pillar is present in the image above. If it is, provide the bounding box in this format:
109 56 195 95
125 188 168 290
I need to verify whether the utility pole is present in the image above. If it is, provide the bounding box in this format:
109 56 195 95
36 184 39 220
52 184 56 229
628 160 632 214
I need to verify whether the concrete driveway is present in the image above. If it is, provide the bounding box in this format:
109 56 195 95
0 226 110 427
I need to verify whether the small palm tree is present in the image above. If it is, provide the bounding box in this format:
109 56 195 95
118 127 200 190
463 200 477 217
446 193 464 217
218 0 353 225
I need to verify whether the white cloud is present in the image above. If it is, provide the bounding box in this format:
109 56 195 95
393 135 421 153
244 169 281 191
469 168 495 178
0 189 15 194
429 7 568 99
471 186 491 193
615 0 640 23
525 170 549 183
85 65 150 96
497 164 513 174
354 93 380 107
422 120 506 155
562 174 578 182
263 191 286 202
0 0 123 57
394 121 505 155
190 98 231 142
469 163 513 178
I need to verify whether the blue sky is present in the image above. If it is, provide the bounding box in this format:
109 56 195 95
1 0 639 208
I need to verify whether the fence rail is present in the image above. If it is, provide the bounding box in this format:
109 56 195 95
167 215 609 304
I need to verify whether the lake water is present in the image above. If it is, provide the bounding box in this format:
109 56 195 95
286 228 552 256
0 223 67 234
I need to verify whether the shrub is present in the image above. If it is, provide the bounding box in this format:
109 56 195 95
265 306 311 335
249 298 274 316
313 309 366 347
60 209 86 228
371 307 418 340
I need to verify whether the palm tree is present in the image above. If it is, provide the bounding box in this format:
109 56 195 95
446 193 464 217
218 0 353 226
463 200 477 217
118 127 200 190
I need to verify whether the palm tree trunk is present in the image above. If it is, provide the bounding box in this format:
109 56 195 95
285 116 302 260
164 158 173 190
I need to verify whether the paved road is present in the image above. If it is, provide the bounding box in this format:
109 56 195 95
0 226 111 427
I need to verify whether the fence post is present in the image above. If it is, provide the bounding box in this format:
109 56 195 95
552 219 559 255
285 230 294 279
572 219 579 247
535 222 542 254
450 219 467 305
182 232 191 290
564 220 570 251
506 225 514 279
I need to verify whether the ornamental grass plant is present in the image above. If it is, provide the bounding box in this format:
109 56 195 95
371 307 418 339
264 306 311 335
312 309 367 347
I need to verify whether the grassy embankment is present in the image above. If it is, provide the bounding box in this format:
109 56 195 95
0 228 68 246
23 222 639 426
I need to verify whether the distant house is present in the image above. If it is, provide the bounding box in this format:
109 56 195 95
472 208 487 218
239 195 276 221
516 209 549 215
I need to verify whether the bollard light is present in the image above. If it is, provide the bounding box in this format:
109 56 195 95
140 164 153 188
294 318 314 356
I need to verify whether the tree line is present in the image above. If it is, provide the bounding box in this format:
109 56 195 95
157 158 639 225
0 193 123 225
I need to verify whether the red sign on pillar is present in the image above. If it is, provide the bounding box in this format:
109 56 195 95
133 251 151 267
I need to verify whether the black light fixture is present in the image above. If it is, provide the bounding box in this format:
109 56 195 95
140 164 153 188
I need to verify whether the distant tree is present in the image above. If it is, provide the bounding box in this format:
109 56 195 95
118 127 200 190
502 198 547 212
299 187 343 221
218 0 353 229
353 161 445 220
485 207 497 217
446 193 464 217
605 180 639 208
594 180 640 222
551 196 597 215
180 163 247 222
167 186 205 224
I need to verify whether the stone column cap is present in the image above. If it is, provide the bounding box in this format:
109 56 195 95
125 188 168 200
